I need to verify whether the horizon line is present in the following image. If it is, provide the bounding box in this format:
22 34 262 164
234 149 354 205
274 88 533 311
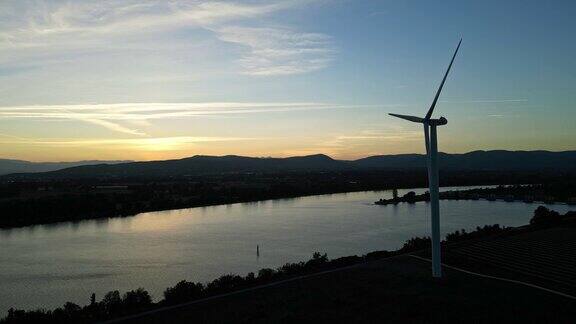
3 149 576 164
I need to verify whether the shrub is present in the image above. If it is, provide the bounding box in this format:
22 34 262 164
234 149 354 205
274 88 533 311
530 206 561 226
123 288 152 310
304 252 328 269
101 291 122 315
278 262 305 275
401 236 431 252
257 268 276 281
163 280 204 304
206 274 245 293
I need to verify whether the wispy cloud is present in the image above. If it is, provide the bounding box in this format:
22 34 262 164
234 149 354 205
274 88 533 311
322 128 422 149
214 26 335 75
0 0 334 76
0 136 252 151
0 1 286 46
335 129 421 143
78 118 146 136
0 102 368 135
369 11 388 17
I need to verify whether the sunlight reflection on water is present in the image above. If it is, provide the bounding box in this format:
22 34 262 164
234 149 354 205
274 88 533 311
1 186 574 314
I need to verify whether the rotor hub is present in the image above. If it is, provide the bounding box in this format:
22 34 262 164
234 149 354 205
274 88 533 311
428 117 448 126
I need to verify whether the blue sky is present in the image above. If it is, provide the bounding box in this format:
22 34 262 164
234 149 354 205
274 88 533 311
0 0 575 161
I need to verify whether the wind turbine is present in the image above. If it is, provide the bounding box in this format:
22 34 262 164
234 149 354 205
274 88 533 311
390 39 462 278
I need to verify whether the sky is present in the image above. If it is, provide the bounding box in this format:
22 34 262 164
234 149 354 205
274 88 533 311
1 0 575 162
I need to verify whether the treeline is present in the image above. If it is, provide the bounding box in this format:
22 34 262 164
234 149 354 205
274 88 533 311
400 224 511 252
1 169 543 229
530 206 576 227
444 182 576 204
3 289 152 324
1 221 530 324
400 206 576 252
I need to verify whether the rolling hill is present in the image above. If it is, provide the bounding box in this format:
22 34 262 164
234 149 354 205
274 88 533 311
0 159 132 176
2 150 575 180
355 150 576 171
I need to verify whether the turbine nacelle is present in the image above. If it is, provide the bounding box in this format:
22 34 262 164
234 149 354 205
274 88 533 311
430 116 448 126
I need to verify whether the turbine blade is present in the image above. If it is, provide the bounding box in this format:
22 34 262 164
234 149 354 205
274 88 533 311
389 113 424 123
425 38 462 121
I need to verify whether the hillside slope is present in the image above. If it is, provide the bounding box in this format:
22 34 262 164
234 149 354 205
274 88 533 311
3 150 575 180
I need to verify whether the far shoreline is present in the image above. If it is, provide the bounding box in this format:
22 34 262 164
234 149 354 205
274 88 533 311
0 184 505 231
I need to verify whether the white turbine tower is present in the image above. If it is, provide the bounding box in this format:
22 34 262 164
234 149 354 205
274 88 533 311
390 39 462 278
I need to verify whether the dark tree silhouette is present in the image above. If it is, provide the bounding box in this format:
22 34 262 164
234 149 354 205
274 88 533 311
530 206 560 226
163 281 204 305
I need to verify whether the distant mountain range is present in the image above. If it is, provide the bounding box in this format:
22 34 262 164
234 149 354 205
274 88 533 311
355 150 576 170
2 150 576 179
0 159 132 176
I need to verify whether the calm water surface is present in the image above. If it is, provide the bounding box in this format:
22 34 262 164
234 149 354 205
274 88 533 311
1 186 574 314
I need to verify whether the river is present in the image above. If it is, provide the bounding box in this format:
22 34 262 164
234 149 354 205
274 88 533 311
1 186 574 314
